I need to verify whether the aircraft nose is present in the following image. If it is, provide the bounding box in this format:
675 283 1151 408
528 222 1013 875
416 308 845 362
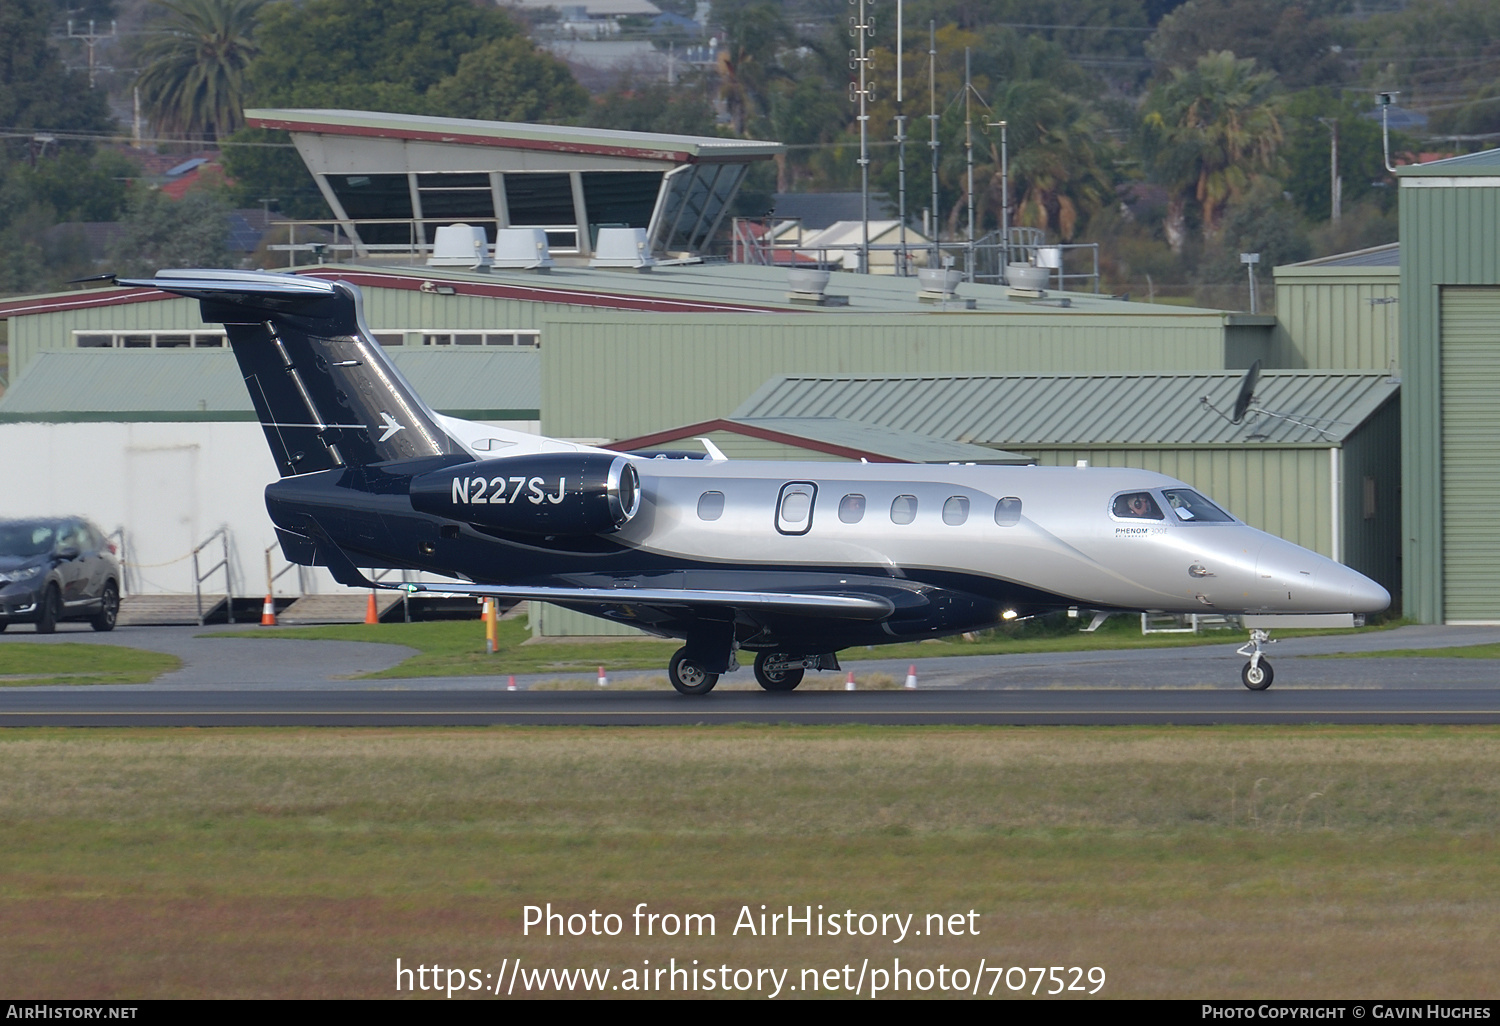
1342 568 1391 614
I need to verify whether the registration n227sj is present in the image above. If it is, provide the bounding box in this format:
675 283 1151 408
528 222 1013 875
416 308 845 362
118 270 1390 693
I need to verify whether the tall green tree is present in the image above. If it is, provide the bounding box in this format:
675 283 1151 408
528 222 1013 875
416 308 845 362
715 0 791 136
135 0 264 141
107 186 233 277
1141 51 1283 252
425 38 587 124
1147 0 1346 89
0 0 114 153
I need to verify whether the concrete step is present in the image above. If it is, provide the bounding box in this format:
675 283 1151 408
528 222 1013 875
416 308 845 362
117 595 226 626
276 593 405 625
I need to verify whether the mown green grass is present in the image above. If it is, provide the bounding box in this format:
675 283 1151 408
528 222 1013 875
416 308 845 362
1320 642 1500 660
208 614 1406 680
2 726 1497 998
0 642 181 686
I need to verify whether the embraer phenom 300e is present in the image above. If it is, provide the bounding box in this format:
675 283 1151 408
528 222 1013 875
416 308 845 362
116 270 1389 693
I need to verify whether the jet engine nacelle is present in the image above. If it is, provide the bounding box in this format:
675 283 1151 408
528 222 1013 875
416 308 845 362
409 453 641 536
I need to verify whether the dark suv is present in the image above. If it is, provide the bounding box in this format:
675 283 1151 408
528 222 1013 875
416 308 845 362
0 518 121 633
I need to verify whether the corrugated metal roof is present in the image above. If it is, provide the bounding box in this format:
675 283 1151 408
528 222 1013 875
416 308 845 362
0 348 539 419
731 418 1035 464
735 371 1400 447
1397 147 1500 175
1286 243 1400 268
245 108 782 160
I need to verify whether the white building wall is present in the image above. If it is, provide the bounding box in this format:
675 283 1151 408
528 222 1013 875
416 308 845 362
0 419 529 598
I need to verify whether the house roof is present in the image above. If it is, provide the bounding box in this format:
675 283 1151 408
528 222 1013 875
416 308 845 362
735 371 1401 448
1284 243 1400 268
1396 147 1500 176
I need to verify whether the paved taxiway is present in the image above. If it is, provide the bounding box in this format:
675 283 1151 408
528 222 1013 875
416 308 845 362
3 623 1500 725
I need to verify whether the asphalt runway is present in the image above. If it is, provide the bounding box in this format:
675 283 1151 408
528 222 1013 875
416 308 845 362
4 622 1500 725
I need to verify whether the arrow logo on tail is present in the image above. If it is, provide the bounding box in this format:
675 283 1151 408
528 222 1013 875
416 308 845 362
377 412 405 442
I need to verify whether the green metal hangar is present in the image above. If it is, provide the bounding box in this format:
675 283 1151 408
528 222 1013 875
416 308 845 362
1398 150 1500 624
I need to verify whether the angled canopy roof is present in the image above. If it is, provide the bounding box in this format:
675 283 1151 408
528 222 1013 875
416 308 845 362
245 108 781 163
735 371 1400 448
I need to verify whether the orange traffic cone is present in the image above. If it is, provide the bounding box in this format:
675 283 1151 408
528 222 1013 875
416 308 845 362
597 665 609 688
365 591 379 624
507 675 517 692
904 665 918 690
845 671 857 691
260 594 277 626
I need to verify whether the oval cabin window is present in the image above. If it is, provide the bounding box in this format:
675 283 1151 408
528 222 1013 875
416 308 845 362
994 497 1022 527
890 495 918 525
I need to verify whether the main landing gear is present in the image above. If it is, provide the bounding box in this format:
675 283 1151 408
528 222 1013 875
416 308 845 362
668 648 719 695
1236 628 1275 690
665 647 837 695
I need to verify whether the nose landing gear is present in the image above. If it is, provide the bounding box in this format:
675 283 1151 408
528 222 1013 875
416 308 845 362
1236 628 1275 690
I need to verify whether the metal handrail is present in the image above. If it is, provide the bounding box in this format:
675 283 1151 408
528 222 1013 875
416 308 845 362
191 526 233 626
263 542 304 597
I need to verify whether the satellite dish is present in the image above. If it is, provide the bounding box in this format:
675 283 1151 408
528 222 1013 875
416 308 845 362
1231 360 1261 424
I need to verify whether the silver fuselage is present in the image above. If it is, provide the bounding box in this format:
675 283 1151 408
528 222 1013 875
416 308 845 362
613 458 1389 617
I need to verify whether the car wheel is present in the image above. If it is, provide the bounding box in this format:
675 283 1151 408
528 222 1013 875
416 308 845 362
91 581 119 632
36 584 62 634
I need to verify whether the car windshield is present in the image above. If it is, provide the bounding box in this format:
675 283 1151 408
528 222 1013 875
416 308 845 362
0 522 56 558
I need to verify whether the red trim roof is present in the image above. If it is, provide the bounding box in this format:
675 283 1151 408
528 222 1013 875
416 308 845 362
0 270 784 318
604 419 903 463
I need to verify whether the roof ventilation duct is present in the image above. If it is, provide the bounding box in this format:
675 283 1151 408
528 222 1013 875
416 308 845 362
427 224 491 271
493 227 555 273
589 227 655 271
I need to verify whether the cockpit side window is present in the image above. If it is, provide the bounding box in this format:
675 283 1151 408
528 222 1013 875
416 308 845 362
1161 488 1235 523
1112 491 1164 520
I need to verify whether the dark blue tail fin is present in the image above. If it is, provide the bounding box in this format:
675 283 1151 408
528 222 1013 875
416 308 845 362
117 270 462 476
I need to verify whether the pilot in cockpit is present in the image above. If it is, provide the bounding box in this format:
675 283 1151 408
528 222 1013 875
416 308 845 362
1114 491 1165 520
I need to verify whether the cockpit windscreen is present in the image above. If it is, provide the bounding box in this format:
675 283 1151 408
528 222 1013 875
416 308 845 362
1161 488 1234 522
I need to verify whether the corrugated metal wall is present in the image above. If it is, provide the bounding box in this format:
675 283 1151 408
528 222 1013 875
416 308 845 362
7 288 563 383
542 312 1235 440
1399 179 1500 622
1272 268 1400 370
1021 447 1335 557
1439 287 1500 622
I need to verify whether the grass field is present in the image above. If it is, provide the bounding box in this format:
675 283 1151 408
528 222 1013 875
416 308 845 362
209 614 1402 681
2 726 1497 999
0 642 181 687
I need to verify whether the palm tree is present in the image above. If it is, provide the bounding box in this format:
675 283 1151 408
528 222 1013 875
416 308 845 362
1142 50 1283 252
984 82 1112 242
135 0 263 142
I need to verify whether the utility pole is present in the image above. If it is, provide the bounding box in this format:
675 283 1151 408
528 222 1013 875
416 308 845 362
67 19 117 88
964 47 974 282
928 21 940 270
894 0 907 275
1319 116 1341 224
850 0 876 274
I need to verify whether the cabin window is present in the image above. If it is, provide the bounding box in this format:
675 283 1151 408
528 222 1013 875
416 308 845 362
776 482 817 535
697 491 725 521
942 496 970 526
994 496 1023 526
1161 488 1233 523
890 494 918 525
838 493 866 524
1112 491 1164 520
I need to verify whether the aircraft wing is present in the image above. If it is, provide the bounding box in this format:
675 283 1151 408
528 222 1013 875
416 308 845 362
399 582 896 620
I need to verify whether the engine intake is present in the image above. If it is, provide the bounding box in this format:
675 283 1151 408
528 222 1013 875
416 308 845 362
410 453 640 536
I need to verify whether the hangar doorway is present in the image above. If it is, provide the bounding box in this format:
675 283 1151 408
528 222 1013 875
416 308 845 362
1440 287 1500 622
